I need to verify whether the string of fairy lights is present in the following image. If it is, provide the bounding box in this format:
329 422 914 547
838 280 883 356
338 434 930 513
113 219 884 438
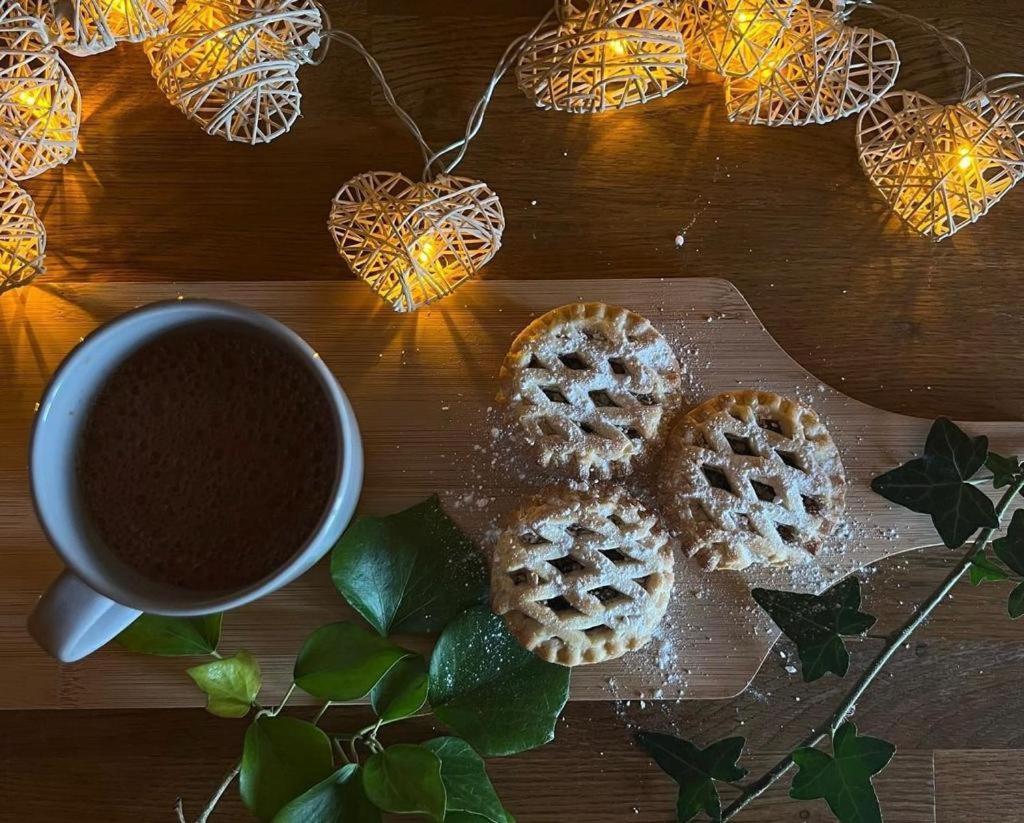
1 0 1022 310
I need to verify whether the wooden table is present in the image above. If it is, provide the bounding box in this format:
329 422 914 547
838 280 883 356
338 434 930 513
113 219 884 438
2 0 1023 819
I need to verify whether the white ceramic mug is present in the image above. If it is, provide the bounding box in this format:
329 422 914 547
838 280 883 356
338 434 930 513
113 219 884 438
27 299 363 663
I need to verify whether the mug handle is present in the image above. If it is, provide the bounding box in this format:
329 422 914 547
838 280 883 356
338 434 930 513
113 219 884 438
28 570 141 663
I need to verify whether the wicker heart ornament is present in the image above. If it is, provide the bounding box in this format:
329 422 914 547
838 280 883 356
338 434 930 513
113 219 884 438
724 5 899 126
857 90 1024 239
0 179 46 295
516 0 687 114
145 0 322 144
328 172 505 313
0 5 80 180
679 0 799 78
34 0 172 56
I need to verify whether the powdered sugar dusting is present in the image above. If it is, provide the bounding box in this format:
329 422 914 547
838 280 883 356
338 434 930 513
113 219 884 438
442 289 901 706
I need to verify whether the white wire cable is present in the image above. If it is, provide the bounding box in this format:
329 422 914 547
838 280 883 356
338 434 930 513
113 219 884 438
425 9 555 178
846 0 986 101
312 0 1023 177
312 1 554 180
971 72 1024 99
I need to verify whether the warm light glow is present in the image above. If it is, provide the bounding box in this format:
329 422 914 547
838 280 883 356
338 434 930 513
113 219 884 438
329 171 505 313
858 90 1024 240
516 0 687 114
180 5 257 77
48 0 172 56
0 180 46 295
106 0 133 22
414 236 438 267
732 3 763 48
605 36 628 57
679 0 799 78
146 0 322 143
724 4 900 127
14 87 53 119
0 9 81 181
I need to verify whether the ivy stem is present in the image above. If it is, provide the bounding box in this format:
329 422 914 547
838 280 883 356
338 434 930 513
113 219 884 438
185 683 299 822
269 683 296 716
720 476 1024 821
194 763 241 823
312 701 334 725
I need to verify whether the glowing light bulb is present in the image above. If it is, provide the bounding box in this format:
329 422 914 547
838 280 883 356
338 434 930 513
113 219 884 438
14 87 53 119
957 145 973 171
734 2 758 32
415 237 437 267
107 0 132 21
606 37 628 57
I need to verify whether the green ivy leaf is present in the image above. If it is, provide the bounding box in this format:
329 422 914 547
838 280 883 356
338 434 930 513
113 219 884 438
362 744 446 821
635 730 746 822
187 648 261 718
995 512 1024 615
115 613 222 656
371 654 428 723
871 418 997 548
1009 583 1024 619
969 550 1010 585
993 510 1024 576
240 715 335 821
428 606 570 757
790 722 895 823
331 496 488 636
752 578 875 682
294 622 412 701
986 452 1021 489
272 764 380 823
423 737 507 823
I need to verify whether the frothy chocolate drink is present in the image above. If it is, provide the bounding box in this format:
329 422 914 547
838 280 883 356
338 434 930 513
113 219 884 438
77 321 339 591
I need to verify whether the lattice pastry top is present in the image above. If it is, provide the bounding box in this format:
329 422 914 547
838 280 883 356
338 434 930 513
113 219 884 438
499 303 682 480
658 390 846 571
491 487 675 666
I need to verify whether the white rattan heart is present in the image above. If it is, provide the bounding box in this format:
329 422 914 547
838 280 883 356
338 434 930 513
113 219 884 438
516 0 687 114
0 4 80 180
679 0 800 78
724 5 899 126
145 0 322 144
31 0 172 56
0 178 45 295
857 89 1024 239
328 171 505 313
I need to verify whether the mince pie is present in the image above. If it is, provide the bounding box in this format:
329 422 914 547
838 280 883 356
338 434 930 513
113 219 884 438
659 390 846 571
499 303 682 480
491 486 676 666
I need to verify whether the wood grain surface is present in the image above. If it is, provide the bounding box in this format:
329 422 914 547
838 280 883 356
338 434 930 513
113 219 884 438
2 0 1024 818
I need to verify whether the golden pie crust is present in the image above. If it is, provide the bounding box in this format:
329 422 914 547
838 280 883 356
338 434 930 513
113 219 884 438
499 303 682 480
491 486 676 666
658 390 846 571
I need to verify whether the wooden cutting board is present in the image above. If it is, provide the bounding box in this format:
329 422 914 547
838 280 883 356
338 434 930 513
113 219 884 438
2 278 1021 710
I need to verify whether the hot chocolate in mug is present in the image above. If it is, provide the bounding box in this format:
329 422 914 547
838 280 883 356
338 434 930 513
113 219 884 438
27 300 363 662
